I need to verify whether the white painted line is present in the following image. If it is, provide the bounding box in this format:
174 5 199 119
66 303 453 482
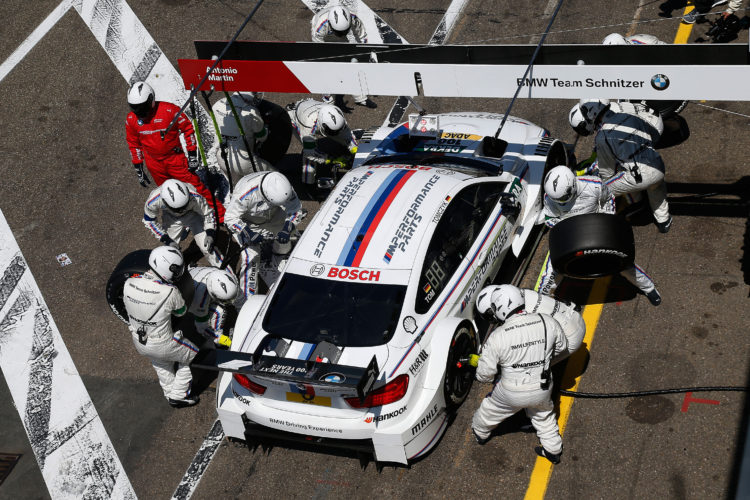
0 210 136 499
71 0 214 149
0 0 73 85
171 419 225 500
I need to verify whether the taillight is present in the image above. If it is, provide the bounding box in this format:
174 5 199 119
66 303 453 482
345 374 409 408
233 373 266 395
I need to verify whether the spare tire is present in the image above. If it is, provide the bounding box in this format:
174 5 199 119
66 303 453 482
257 100 293 166
105 249 195 324
105 250 150 324
549 214 635 279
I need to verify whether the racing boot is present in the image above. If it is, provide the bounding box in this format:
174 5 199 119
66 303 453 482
472 428 491 445
168 396 200 408
655 215 673 234
645 288 662 306
535 445 562 464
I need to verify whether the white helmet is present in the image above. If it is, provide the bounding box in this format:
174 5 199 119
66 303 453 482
544 166 578 205
329 6 352 36
206 270 239 303
149 246 185 283
161 179 191 213
260 172 294 206
476 285 502 321
578 98 611 125
317 104 346 137
602 33 628 45
127 81 156 119
490 285 525 323
568 104 593 136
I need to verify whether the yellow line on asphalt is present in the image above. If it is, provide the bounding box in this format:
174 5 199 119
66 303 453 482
674 5 696 44
523 276 611 500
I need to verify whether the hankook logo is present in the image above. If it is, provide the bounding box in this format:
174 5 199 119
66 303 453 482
650 74 669 91
310 264 325 276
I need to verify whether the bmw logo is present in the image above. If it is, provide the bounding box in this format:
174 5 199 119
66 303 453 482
310 264 325 276
322 373 345 383
650 74 669 91
137 119 144 125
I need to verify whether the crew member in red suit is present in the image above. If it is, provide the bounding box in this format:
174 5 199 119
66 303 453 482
125 81 224 221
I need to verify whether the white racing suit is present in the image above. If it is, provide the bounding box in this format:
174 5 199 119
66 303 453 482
143 183 224 267
624 34 666 45
537 175 657 296
188 266 232 344
224 172 305 306
522 289 585 365
123 271 199 401
311 7 368 104
288 98 359 185
208 93 274 182
594 102 671 224
472 312 567 454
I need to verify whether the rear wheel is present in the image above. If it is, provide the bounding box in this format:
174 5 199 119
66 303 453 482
257 100 293 166
443 323 478 411
105 250 151 324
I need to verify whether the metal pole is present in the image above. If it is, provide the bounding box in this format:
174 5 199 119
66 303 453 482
494 0 565 140
163 0 266 138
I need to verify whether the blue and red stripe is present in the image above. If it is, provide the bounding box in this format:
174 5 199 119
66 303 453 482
337 169 415 267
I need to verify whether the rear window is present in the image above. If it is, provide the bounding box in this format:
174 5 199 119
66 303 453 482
262 273 407 348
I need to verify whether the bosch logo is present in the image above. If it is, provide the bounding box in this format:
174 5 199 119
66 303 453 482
310 264 325 276
650 74 669 91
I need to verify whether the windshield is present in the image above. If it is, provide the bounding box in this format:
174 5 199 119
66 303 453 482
262 273 407 348
363 153 503 175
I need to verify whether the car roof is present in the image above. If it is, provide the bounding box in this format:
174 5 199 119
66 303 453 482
289 165 475 279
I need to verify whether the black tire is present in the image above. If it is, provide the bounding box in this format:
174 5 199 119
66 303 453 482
541 139 568 203
443 323 478 412
644 99 689 118
549 213 635 279
257 100 292 166
105 249 194 324
105 250 151 324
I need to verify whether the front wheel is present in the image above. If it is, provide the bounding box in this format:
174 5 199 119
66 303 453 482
443 323 478 412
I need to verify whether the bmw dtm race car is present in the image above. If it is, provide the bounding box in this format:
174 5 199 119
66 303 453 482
201 111 568 464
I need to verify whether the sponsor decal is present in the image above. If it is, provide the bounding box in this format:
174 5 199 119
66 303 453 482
365 405 407 423
416 144 466 154
651 74 669 91
459 221 511 312
384 174 440 263
258 364 307 376
408 350 429 376
269 418 343 434
327 266 381 282
232 387 253 406
206 64 238 82
321 373 346 383
310 264 325 277
411 404 440 435
577 248 629 258
435 169 454 175
402 316 417 334
517 77 646 89
315 171 374 258
439 132 483 141
511 360 545 369
432 195 452 223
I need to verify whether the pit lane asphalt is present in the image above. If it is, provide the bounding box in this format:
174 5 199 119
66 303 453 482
1 1 749 498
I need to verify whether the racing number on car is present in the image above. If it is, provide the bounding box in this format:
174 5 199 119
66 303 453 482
423 261 446 302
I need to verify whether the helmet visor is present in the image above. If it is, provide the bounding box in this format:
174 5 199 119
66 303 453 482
169 262 184 280
129 96 154 119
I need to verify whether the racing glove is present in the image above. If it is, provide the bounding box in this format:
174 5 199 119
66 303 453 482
204 229 216 253
277 221 294 245
217 334 232 348
187 151 200 173
133 162 151 187
160 234 179 248
239 227 263 247
499 193 521 217
468 354 480 368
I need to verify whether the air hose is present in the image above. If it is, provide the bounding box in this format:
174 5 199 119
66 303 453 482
558 386 749 399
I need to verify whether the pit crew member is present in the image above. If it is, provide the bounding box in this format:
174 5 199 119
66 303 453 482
287 99 358 186
477 284 584 365
123 246 199 408
126 81 225 220
208 92 273 179
573 99 672 233
537 166 662 305
224 172 305 307
471 285 566 464
311 5 375 108
142 179 224 267
188 266 239 348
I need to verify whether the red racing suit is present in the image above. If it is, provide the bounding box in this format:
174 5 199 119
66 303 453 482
126 101 225 221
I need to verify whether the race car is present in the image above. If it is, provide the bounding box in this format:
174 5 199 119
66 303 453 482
201 111 568 464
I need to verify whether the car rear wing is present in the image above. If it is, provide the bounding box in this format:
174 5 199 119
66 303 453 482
192 349 379 402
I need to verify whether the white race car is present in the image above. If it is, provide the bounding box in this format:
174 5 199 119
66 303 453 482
204 112 568 464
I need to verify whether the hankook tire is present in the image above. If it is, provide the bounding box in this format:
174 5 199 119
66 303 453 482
443 322 478 412
549 213 635 279
257 99 293 166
